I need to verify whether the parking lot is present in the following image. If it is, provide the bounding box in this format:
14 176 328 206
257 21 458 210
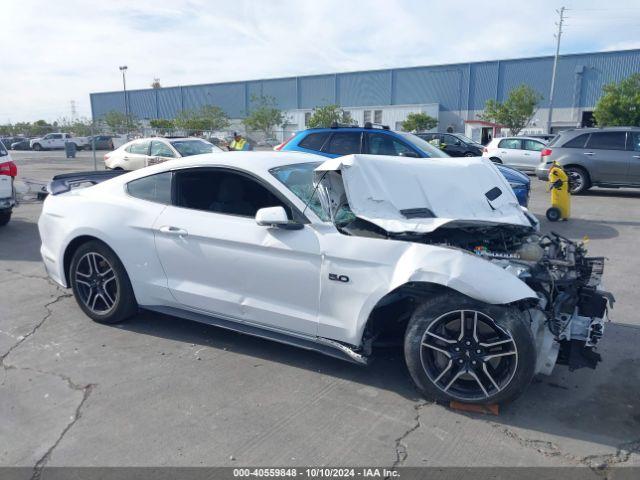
1 150 639 472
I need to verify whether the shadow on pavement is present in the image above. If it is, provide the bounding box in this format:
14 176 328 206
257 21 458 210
535 215 621 239
115 310 640 452
0 217 42 262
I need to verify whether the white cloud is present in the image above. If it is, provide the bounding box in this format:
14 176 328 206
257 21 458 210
1 0 639 122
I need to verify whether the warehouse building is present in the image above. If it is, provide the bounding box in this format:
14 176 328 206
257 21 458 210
90 48 640 141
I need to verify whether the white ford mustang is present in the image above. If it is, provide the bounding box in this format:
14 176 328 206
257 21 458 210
38 152 612 404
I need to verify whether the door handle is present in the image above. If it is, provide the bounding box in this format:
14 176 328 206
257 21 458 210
524 153 531 156
158 225 188 236
583 152 595 156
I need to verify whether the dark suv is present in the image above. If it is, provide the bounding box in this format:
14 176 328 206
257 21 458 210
536 127 640 194
416 132 484 157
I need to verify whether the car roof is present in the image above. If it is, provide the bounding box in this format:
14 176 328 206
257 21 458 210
559 127 640 134
124 151 326 181
499 136 546 141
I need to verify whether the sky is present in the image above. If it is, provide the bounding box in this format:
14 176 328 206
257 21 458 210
2 0 640 122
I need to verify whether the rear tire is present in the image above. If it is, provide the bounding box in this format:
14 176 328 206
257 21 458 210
69 240 138 324
404 293 536 405
565 166 590 194
0 211 11 226
33 143 42 151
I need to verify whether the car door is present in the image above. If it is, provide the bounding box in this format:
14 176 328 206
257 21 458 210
149 140 177 166
496 138 523 167
583 131 629 183
123 140 150 170
441 134 465 157
521 139 546 170
627 131 640 184
364 132 420 157
153 167 322 336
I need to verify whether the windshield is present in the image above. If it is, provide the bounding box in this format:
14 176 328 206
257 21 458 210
270 162 329 221
170 139 221 157
397 132 449 158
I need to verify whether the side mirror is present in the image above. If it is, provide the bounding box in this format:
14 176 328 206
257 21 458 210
255 206 303 230
398 151 419 158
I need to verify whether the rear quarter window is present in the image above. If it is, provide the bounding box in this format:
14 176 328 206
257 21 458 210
585 132 626 151
127 172 172 204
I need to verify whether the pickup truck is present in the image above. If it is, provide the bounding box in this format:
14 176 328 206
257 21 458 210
30 133 89 151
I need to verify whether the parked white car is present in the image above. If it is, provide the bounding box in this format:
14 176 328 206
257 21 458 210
105 137 223 170
483 136 547 172
0 142 17 226
39 152 611 404
30 132 89 151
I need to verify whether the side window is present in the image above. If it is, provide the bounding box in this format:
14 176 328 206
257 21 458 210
563 134 590 148
443 134 461 146
366 133 415 156
523 139 544 151
43 134 52 140
175 169 291 218
52 134 63 140
630 132 640 152
128 141 150 155
322 132 362 155
586 132 626 151
127 172 172 204
150 141 176 157
65 134 71 139
298 132 331 152
498 138 521 149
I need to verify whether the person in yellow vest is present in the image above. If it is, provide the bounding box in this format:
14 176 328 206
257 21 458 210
228 132 249 151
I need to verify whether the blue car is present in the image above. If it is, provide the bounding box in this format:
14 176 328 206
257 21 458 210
276 124 530 206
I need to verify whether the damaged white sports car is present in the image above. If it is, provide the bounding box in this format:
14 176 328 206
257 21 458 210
38 152 612 404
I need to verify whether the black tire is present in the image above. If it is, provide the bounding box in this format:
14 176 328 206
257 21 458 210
546 207 561 222
404 293 536 405
464 152 475 157
33 143 42 151
489 157 502 164
0 211 11 227
565 166 590 194
69 240 138 324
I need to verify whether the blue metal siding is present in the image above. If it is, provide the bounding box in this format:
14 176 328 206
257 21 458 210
337 71 390 107
299 75 336 108
90 49 640 121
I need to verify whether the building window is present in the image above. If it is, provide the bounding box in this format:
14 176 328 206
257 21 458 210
363 110 372 124
374 110 382 123
304 112 311 127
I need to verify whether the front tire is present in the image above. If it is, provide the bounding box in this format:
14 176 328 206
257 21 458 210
69 241 138 324
0 211 11 226
33 143 42 151
404 293 536 405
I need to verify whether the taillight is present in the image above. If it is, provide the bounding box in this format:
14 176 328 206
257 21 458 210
0 161 17 177
541 148 552 157
104 154 110 161
274 133 296 151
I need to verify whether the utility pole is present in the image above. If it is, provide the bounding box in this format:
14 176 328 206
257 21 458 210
547 6 566 134
119 65 129 133
70 100 77 121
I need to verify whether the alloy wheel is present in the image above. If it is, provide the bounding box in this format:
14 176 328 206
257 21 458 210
566 169 585 194
419 310 518 401
74 252 119 314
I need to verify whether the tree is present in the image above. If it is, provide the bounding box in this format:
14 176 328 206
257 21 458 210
593 73 640 127
401 112 438 132
307 104 353 128
480 85 542 136
56 117 93 136
102 110 139 133
243 95 284 138
174 105 230 133
150 118 175 133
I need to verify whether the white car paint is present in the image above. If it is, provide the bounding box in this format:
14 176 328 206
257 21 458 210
482 137 546 172
30 132 89 151
104 137 223 171
39 151 540 351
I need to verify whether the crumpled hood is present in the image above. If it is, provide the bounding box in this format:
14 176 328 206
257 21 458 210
314 154 532 233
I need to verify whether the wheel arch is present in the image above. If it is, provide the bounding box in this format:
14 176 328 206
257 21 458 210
63 234 132 288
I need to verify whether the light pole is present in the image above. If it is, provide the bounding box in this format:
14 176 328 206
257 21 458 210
119 65 129 133
547 7 566 134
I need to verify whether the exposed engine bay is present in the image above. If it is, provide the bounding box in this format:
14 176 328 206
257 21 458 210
383 223 613 375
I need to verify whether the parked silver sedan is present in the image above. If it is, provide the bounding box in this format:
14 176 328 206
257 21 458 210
482 136 546 173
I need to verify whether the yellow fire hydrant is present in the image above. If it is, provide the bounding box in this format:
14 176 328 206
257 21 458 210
546 162 571 222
